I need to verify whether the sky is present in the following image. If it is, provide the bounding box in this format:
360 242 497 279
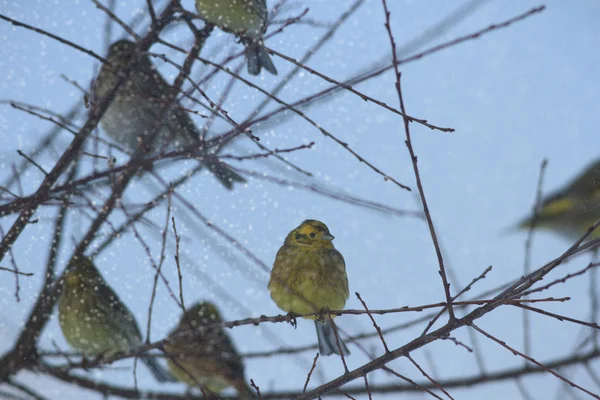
1 0 600 399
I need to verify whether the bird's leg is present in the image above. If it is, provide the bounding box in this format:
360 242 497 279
234 30 251 44
139 149 156 172
316 307 331 322
94 352 107 364
286 311 297 329
80 352 105 370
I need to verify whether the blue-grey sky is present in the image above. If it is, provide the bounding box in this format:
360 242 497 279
1 1 600 399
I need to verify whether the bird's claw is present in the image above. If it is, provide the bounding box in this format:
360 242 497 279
286 311 297 329
316 307 330 322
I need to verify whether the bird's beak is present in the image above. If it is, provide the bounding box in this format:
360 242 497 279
322 233 335 241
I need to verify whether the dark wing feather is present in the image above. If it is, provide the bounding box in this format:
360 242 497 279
545 158 600 204
200 328 245 380
92 274 143 341
331 248 346 270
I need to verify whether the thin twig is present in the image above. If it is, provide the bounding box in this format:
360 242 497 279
0 226 22 301
0 267 33 277
146 0 157 26
407 354 454 400
363 374 373 400
16 150 48 176
171 216 185 311
422 265 493 336
303 353 319 393
520 262 600 298
91 0 142 41
523 158 548 359
0 14 108 63
356 292 390 353
327 314 349 373
250 379 263 399
512 303 600 331
471 323 599 399
381 0 455 321
146 187 173 342
102 0 117 49
381 365 444 400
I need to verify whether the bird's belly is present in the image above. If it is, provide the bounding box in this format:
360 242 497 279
59 302 136 356
101 101 159 151
167 358 231 392
196 0 263 35
270 262 348 317
101 101 193 153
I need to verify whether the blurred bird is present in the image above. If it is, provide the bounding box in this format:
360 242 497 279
92 39 246 190
268 219 350 356
164 301 254 398
517 158 600 240
195 0 277 75
58 256 174 382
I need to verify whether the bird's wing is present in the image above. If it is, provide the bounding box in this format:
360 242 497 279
538 196 575 219
203 329 245 379
94 276 143 342
133 66 201 141
255 0 269 30
535 159 600 216
562 158 600 197
169 326 245 382
331 248 346 270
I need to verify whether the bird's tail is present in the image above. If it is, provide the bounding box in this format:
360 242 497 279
142 356 176 383
243 38 277 76
315 320 350 356
201 155 246 190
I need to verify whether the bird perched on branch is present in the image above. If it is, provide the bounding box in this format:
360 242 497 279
164 301 254 398
58 256 174 382
516 158 600 241
92 39 246 190
194 0 277 75
268 220 350 356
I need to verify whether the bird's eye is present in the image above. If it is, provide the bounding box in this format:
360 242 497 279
309 233 316 238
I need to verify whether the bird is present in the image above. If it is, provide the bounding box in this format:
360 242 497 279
194 0 277 75
58 256 174 382
92 39 246 190
516 158 600 241
268 219 350 356
163 301 254 398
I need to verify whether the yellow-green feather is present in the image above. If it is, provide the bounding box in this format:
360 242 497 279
268 220 349 318
58 258 141 356
58 257 175 382
269 245 348 317
165 302 253 397
195 0 266 36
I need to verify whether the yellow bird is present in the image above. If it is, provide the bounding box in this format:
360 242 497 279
517 158 600 240
268 220 350 356
93 40 246 190
164 301 254 398
58 256 174 382
195 0 277 75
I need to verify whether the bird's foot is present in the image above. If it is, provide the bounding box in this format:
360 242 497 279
286 311 297 329
316 307 331 322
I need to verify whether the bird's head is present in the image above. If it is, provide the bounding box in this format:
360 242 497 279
285 219 335 248
182 301 223 328
63 256 98 288
106 39 139 68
